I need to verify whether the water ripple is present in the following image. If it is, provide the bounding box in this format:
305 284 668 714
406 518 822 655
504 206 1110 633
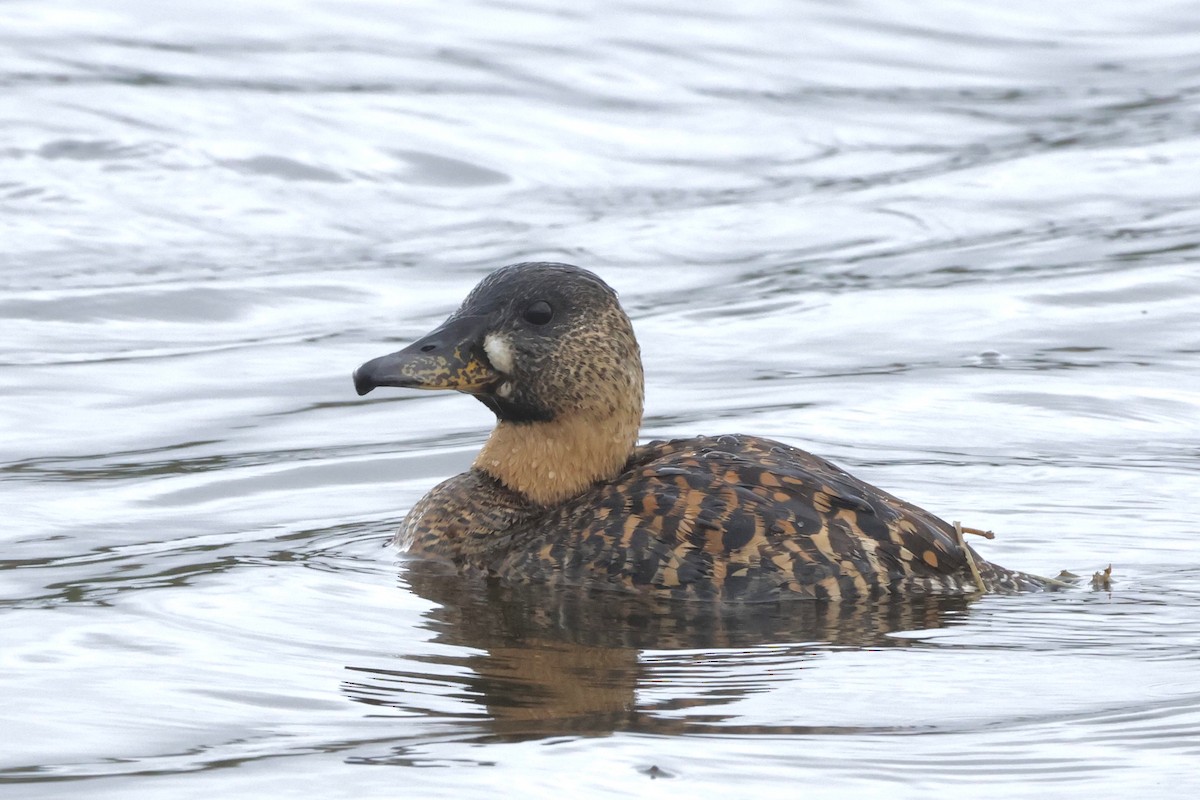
4 0 1200 797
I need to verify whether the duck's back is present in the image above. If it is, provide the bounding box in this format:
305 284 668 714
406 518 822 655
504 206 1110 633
487 434 1043 600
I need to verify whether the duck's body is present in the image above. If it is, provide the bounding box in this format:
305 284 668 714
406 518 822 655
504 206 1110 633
400 434 1041 600
355 262 1044 600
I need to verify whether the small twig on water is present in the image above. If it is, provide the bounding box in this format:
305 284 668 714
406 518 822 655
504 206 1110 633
1091 564 1114 591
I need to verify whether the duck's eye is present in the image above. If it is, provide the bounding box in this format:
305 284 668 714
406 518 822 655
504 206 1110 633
523 300 553 326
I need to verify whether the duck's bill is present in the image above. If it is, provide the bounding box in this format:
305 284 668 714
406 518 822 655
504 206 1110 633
353 315 498 396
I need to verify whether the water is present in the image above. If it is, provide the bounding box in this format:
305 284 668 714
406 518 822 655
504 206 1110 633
3 0 1200 796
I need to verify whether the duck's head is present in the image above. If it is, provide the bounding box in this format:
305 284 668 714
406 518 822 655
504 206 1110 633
353 262 643 423
354 263 644 504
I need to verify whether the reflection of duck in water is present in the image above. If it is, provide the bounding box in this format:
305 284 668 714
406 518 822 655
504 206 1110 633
344 565 976 737
354 262 1046 600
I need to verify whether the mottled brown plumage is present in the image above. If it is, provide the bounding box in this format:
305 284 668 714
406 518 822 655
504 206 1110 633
354 262 1045 601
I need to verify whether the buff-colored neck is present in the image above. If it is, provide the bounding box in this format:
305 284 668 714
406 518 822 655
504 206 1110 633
474 410 641 507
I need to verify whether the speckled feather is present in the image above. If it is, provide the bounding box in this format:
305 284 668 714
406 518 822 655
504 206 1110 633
398 433 1044 600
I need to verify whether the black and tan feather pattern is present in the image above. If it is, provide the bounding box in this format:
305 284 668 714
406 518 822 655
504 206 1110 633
355 262 1046 601
400 434 1043 600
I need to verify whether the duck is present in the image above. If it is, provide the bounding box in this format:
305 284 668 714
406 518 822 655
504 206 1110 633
353 262 1046 601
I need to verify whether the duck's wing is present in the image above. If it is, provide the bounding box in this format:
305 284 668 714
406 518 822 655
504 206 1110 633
648 434 982 599
497 434 1004 600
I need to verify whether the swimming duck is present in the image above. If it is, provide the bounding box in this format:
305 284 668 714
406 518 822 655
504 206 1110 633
354 262 1045 601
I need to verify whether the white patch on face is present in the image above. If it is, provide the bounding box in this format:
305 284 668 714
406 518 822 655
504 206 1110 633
497 381 513 398
483 333 515 374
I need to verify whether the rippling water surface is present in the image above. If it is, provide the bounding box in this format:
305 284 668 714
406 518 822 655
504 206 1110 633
4 0 1200 797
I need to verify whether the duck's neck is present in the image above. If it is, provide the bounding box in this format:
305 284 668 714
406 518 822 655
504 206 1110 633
474 410 640 507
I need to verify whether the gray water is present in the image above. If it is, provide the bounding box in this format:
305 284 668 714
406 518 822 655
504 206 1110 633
3 0 1200 797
